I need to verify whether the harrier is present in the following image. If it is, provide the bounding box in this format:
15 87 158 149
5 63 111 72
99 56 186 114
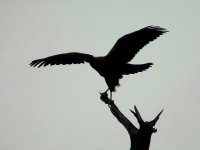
30 26 168 99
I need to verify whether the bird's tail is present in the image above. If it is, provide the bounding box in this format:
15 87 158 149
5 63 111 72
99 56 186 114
122 63 153 75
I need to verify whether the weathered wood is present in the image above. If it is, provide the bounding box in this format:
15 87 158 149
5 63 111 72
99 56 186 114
100 92 163 150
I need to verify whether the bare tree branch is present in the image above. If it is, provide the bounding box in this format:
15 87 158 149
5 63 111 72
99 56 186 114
100 92 163 150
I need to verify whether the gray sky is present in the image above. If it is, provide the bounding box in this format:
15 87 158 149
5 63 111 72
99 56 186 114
0 0 200 150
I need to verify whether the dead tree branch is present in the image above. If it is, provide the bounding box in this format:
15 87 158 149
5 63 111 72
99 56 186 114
100 92 163 150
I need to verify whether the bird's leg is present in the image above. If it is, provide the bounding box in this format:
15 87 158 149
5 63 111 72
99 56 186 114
110 91 112 100
106 89 113 100
103 88 109 94
101 89 112 100
100 89 109 97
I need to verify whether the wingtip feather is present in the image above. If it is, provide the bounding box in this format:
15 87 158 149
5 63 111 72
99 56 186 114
147 25 169 33
29 59 44 68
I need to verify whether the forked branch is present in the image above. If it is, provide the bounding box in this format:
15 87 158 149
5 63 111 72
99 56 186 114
100 92 163 150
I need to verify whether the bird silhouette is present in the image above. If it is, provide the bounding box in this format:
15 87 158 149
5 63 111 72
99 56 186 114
30 25 168 99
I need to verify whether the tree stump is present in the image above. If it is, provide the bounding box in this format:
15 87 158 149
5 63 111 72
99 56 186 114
100 92 163 150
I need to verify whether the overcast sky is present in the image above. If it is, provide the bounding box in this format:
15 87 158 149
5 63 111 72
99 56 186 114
0 0 200 150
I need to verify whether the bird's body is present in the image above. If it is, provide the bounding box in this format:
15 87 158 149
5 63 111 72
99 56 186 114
30 26 168 98
89 56 152 92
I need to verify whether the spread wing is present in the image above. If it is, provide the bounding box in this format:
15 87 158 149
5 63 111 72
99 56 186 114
106 26 168 63
30 52 94 68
